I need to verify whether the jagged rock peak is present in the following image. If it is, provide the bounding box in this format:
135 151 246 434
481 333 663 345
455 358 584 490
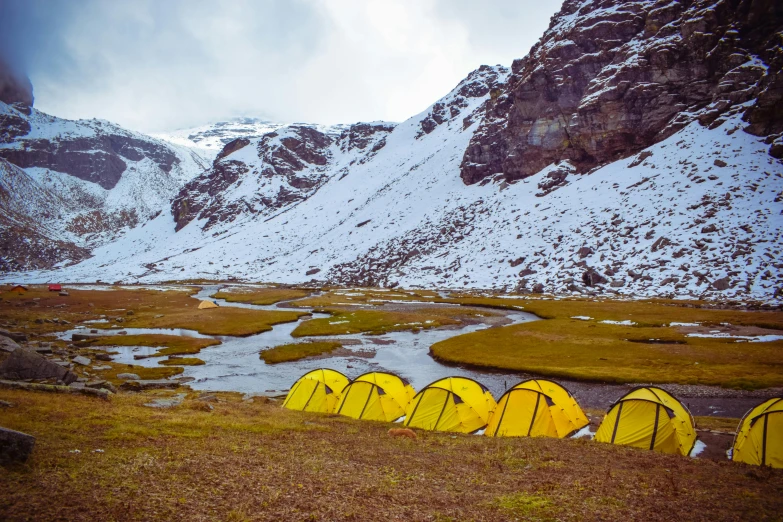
460 0 783 185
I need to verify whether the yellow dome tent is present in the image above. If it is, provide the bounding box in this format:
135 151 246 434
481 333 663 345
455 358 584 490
595 386 696 455
335 371 416 422
283 369 349 413
485 379 589 438
198 300 219 309
404 376 496 433
732 397 783 468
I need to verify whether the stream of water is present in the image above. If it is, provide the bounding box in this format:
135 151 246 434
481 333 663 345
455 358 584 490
58 285 540 398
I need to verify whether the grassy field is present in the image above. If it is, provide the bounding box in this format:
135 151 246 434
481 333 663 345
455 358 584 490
260 341 343 364
430 296 783 390
0 285 308 337
291 307 498 337
212 286 312 306
439 294 783 329
0 389 781 521
289 288 441 308
158 357 205 366
94 334 220 356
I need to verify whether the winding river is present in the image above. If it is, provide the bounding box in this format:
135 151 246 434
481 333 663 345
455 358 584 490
56 284 777 418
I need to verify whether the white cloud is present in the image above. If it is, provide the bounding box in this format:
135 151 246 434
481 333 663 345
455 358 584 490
3 0 561 132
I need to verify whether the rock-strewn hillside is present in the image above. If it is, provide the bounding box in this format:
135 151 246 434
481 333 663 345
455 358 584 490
5 0 783 301
461 0 783 184
170 122 394 232
0 74 208 271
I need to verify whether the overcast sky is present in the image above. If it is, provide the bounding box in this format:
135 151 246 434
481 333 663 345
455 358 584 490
0 0 562 133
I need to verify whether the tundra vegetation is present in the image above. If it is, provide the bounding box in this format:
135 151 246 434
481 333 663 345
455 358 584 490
1 284 782 520
1 389 781 521
260 341 343 364
212 286 312 306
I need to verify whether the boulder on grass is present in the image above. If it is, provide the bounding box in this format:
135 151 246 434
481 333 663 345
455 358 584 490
0 426 35 465
0 348 77 384
0 329 27 343
0 336 20 353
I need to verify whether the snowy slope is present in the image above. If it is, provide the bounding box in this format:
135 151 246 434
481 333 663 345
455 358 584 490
14 66 783 301
0 101 209 270
153 118 285 162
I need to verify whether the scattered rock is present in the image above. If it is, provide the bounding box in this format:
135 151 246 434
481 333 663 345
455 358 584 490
126 310 134 316
0 426 35 465
116 373 140 380
85 380 117 393
196 394 218 403
713 159 727 167
701 224 718 234
531 283 545 294
120 380 180 391
71 356 91 366
0 329 27 343
610 280 625 288
305 268 321 276
58 291 69 297
95 353 112 361
0 400 14 408
712 277 731 291
582 269 607 287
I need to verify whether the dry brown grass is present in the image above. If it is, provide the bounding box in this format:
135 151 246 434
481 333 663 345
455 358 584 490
94 334 220 356
0 389 781 521
290 288 440 308
430 296 783 389
158 357 204 366
260 341 342 364
0 285 308 337
212 286 312 306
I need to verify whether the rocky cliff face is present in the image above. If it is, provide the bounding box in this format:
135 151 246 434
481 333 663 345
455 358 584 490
461 0 783 185
0 97 207 271
171 122 394 231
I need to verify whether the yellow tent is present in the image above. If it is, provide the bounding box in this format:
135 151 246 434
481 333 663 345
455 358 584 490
732 397 783 468
485 379 589 438
404 376 496 433
198 300 219 309
283 369 349 413
335 371 416 422
595 386 696 455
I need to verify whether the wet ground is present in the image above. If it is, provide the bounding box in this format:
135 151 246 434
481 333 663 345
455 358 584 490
56 284 781 421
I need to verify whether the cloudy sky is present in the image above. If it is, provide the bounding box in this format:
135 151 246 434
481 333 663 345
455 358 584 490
1 0 562 133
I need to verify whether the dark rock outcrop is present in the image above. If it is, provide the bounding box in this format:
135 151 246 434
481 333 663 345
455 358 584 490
0 348 77 384
461 0 783 185
172 122 394 231
0 134 179 190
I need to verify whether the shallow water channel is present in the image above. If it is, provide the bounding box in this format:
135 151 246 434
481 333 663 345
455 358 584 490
59 285 540 398
55 285 775 420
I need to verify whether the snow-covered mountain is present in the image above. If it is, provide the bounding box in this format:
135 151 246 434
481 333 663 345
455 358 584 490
0 91 208 271
152 118 285 162
5 0 783 301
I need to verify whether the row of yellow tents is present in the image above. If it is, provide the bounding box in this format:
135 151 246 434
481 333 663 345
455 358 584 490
283 369 782 468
